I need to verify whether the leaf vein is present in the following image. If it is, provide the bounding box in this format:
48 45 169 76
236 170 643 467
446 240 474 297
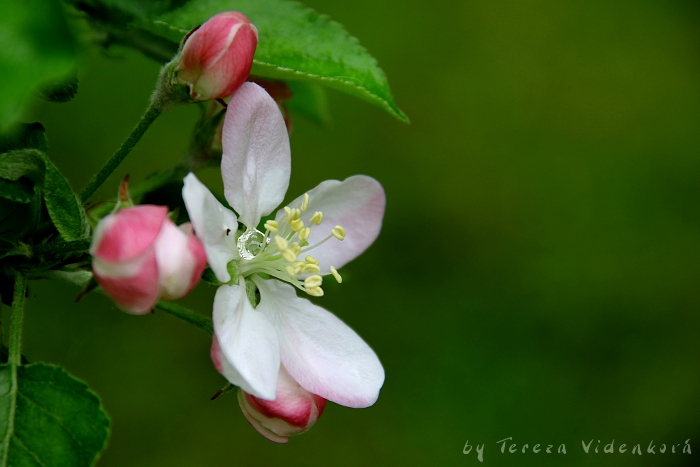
17 392 85 451
11 434 46 467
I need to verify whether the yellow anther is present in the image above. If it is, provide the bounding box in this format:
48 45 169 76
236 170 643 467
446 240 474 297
298 227 311 242
275 236 288 251
282 249 297 263
283 207 300 224
290 242 301 256
285 266 296 277
330 266 343 284
290 218 304 232
305 255 318 265
309 211 323 225
300 193 310 213
331 225 346 241
264 220 279 233
304 263 321 274
304 275 323 288
305 286 324 297
292 261 306 275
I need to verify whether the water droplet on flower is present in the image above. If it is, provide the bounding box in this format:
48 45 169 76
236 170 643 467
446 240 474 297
237 229 268 260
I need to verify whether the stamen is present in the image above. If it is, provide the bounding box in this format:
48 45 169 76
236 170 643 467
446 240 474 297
292 261 306 275
285 266 296 277
305 255 318 265
330 266 343 283
300 193 310 213
264 220 278 233
305 287 324 297
304 263 321 274
304 275 323 288
282 249 297 262
298 227 311 241
284 208 301 224
290 219 304 232
290 242 301 256
275 236 288 251
309 211 323 225
331 225 346 241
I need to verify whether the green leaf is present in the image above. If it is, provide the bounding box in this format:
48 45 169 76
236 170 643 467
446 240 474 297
38 72 79 103
0 150 46 185
286 81 330 124
0 123 48 154
0 179 33 204
151 0 407 121
0 0 77 127
0 363 110 467
43 157 90 241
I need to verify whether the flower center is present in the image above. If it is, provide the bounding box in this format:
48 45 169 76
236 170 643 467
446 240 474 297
235 193 345 296
237 228 268 260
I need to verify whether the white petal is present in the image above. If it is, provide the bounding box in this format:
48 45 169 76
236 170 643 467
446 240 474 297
182 173 238 283
213 284 280 400
276 175 385 272
253 277 384 408
221 82 291 228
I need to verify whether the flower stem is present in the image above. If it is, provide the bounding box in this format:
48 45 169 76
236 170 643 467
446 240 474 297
79 102 163 203
9 273 27 367
155 301 213 336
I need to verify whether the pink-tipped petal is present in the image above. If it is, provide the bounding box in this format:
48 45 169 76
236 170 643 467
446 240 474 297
93 252 160 314
253 277 385 408
184 223 208 292
90 205 168 263
213 283 280 399
276 176 385 272
155 221 207 300
182 173 238 283
221 82 291 228
176 12 257 101
238 365 325 443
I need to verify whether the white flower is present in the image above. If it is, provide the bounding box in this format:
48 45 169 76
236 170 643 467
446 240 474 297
182 82 385 407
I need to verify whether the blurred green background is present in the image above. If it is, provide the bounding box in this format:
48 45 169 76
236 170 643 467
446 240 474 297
15 0 700 465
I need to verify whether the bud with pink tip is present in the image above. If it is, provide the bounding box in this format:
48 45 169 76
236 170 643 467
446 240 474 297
174 12 258 102
237 365 326 443
90 205 207 314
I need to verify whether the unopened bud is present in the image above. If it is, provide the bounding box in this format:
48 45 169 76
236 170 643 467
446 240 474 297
238 365 326 443
174 12 258 101
90 205 207 313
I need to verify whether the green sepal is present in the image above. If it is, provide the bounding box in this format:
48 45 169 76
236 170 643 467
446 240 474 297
201 267 223 286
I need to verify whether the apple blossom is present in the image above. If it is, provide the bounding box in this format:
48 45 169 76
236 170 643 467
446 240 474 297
90 205 207 314
173 12 258 102
182 82 385 414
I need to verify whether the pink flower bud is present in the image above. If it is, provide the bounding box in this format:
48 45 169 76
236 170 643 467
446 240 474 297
237 365 326 443
155 221 207 300
90 205 207 313
175 12 258 101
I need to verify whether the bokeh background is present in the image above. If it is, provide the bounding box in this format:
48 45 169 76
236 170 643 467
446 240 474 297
16 0 700 465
